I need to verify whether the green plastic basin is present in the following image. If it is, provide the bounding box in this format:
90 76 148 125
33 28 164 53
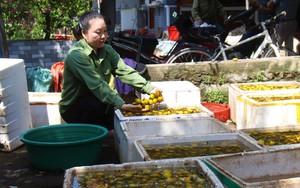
19 124 108 171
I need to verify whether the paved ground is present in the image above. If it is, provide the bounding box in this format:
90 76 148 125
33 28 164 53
0 130 120 188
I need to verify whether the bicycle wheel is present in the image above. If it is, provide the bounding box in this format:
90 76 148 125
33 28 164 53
166 47 213 64
263 46 297 58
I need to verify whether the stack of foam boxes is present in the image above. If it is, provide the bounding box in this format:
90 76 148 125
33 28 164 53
0 59 32 151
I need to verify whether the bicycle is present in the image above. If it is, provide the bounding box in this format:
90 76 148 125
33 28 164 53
107 28 211 64
167 9 297 64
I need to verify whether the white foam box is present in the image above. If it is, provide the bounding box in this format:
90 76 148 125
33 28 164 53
28 92 65 127
229 81 300 123
205 147 300 188
114 103 214 130
239 125 300 150
235 92 300 130
63 159 224 188
135 81 201 105
0 58 32 151
132 132 264 162
115 117 233 163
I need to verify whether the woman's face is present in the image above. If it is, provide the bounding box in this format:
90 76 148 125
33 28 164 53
82 17 108 51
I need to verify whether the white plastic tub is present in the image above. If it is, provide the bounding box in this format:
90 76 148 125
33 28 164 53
239 125 300 150
114 104 214 130
133 132 264 162
115 117 233 163
228 81 300 123
63 159 224 188
235 92 300 130
206 148 300 187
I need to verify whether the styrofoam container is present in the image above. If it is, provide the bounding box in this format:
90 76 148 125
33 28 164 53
0 58 32 151
0 101 18 116
239 125 300 150
114 104 214 130
135 81 201 105
235 93 300 130
63 159 224 188
28 92 65 127
115 117 233 163
133 132 264 162
205 147 300 188
229 81 300 123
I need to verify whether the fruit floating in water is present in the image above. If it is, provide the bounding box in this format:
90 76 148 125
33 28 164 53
77 166 213 187
143 140 252 160
247 130 300 146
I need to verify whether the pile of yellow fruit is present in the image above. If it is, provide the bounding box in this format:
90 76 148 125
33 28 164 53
132 92 164 111
237 84 299 91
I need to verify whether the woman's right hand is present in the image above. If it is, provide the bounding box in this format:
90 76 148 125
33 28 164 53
120 104 144 113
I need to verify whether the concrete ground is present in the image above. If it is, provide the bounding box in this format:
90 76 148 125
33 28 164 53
0 130 120 188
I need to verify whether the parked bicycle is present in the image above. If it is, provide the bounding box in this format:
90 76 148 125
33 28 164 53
168 9 297 64
107 30 211 64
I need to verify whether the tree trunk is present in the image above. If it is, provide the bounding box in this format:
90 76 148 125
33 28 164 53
44 12 51 39
0 6 9 58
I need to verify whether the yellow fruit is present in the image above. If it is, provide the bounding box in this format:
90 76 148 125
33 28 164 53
157 96 163 102
148 99 153 105
135 98 141 104
149 93 156 99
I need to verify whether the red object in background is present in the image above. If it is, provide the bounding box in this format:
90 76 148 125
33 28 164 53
201 102 230 123
54 34 71 40
167 26 180 41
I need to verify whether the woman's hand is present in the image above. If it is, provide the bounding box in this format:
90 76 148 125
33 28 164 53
120 104 143 113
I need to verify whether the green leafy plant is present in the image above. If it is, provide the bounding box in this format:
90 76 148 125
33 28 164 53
252 70 265 82
203 90 228 104
1 0 93 40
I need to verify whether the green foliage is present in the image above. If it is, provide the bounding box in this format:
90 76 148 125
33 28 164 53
1 0 93 40
252 70 265 82
203 90 228 104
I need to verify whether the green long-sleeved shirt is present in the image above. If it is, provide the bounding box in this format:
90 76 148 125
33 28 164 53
191 0 227 22
59 39 154 114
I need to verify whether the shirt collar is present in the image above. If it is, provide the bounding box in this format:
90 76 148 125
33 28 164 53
78 39 106 58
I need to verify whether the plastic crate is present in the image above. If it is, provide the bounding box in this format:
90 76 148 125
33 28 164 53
235 92 300 130
63 159 224 188
133 132 263 162
229 81 300 123
205 148 300 187
115 117 233 163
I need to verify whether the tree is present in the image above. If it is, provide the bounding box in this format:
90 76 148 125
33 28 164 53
0 5 9 57
1 0 93 40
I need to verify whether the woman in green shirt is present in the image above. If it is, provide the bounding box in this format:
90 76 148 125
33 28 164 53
59 11 160 130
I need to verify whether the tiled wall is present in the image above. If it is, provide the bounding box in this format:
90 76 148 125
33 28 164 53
7 40 75 69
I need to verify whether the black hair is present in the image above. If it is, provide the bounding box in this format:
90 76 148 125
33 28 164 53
72 11 105 41
78 11 105 32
